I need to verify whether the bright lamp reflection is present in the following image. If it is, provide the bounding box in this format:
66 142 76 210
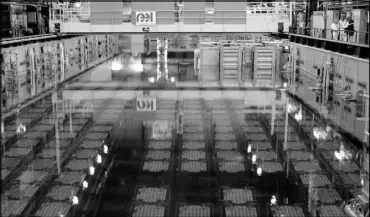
74 2 81 7
287 104 297 113
148 77 155 83
294 109 302 121
170 77 175 82
72 196 79 205
313 127 328 140
270 195 277 205
111 62 123 71
133 64 143 72
16 123 26 134
82 180 88 189
89 165 95 175
96 154 102 164
103 145 108 154
252 154 257 164
257 167 262 176
247 144 252 153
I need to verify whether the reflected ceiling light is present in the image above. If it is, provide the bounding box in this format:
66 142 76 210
111 62 123 71
148 77 155 83
252 154 257 164
74 2 81 7
133 64 144 72
89 165 95 175
170 77 175 82
257 167 262 176
103 145 108 154
283 82 287 88
82 180 88 189
96 154 102 164
72 196 79 205
361 178 364 186
247 144 252 153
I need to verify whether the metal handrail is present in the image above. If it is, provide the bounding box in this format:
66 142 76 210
289 26 369 45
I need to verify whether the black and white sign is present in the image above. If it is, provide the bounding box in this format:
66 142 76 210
135 11 156 25
136 96 156 111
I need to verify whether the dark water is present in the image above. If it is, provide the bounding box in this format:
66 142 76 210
96 105 311 217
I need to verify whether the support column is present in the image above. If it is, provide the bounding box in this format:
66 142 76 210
284 98 289 150
271 102 276 135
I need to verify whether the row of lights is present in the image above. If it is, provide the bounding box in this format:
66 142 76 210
70 142 109 207
148 77 176 83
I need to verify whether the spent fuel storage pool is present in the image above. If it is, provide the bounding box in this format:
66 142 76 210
1 52 365 217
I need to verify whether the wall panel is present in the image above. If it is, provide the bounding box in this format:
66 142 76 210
157 11 175 25
1 35 119 110
289 43 369 142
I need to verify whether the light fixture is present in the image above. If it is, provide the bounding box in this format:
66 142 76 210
72 196 79 205
270 195 277 205
111 62 123 71
361 178 364 186
82 180 88 189
96 154 102 164
170 77 175 82
283 82 287 88
257 167 262 176
252 154 257 164
89 165 95 175
133 64 144 72
103 145 108 154
247 144 252 153
148 77 155 83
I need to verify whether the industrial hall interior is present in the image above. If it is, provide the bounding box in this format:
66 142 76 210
0 0 369 217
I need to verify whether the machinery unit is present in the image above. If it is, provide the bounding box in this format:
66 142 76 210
253 45 276 85
220 43 241 83
2 51 19 109
241 45 254 83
